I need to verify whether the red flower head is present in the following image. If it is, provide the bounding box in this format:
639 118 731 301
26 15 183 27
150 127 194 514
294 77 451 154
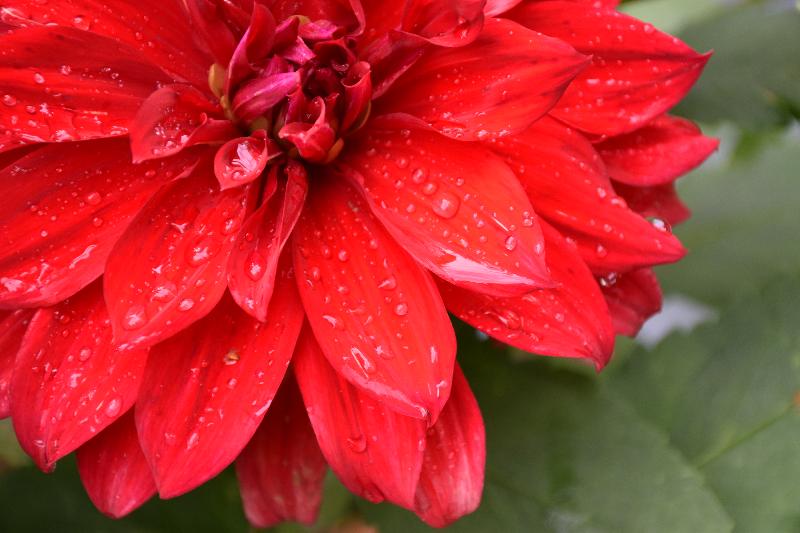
0 0 716 527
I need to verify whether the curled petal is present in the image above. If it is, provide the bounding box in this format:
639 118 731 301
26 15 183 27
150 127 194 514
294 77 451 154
484 0 523 16
130 84 238 163
104 167 251 349
600 268 662 336
236 374 327 528
341 62 373 133
226 4 277 95
0 25 170 147
293 329 427 508
439 223 615 369
279 96 338 163
509 1 710 135
135 281 304 498
11 281 149 470
232 71 301 123
0 309 34 418
378 17 588 140
401 0 485 47
596 115 719 186
76 411 157 519
214 132 281 190
342 122 551 297
488 116 685 273
228 162 308 321
292 177 456 422
413 366 485 527
0 139 199 309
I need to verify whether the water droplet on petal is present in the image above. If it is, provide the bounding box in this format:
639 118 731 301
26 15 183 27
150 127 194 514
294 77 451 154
431 192 460 219
394 302 409 316
103 396 122 418
122 305 147 330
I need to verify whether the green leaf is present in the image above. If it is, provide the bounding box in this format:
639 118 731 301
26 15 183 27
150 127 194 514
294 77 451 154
673 2 800 130
657 131 800 304
611 274 800 532
360 345 733 533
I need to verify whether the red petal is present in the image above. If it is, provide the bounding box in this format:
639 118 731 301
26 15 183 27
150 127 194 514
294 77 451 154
134 280 304 498
236 374 326 528
378 17 587 140
487 116 686 273
293 329 426 508
185 0 238 65
413 366 484 527
0 0 211 87
11 281 149 470
0 25 170 146
292 178 456 421
104 168 251 349
400 0 485 47
0 309 34 418
130 84 237 163
342 122 551 297
596 115 719 186
439 223 615 369
214 132 281 190
228 162 308 321
76 411 156 519
600 268 662 336
509 1 710 136
614 182 691 226
0 140 199 309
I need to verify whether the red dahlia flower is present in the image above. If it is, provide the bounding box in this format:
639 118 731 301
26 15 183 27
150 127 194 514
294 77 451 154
0 0 717 527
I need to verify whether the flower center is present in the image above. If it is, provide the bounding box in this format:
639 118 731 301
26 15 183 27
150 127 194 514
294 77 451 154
210 15 372 165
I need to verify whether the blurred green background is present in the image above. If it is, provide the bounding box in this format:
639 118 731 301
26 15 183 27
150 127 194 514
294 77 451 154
1 0 799 531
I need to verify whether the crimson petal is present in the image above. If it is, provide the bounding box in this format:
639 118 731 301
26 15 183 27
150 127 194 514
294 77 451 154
292 177 456 421
0 0 211 87
11 281 149 470
0 139 198 309
596 115 719 186
378 17 587 140
439 223 615 369
0 25 170 149
487 116 685 273
104 167 251 349
236 374 326 528
293 329 426 508
342 122 551 297
509 1 710 136
413 366 484 527
0 309 34 418
400 0 485 47
600 268 662 336
135 280 303 498
130 84 237 163
214 132 281 190
76 411 157 518
228 162 308 321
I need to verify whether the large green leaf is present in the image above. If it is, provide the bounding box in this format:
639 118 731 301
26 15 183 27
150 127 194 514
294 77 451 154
611 275 800 532
673 2 800 130
359 342 733 533
657 131 800 303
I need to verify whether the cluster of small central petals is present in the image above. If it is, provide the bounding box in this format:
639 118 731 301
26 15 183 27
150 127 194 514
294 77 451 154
213 7 373 169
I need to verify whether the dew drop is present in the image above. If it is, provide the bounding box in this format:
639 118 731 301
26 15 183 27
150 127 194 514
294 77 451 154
394 302 409 316
103 396 122 418
122 305 147 330
78 347 92 362
245 251 266 281
504 235 517 251
346 434 367 453
178 298 195 311
378 276 397 290
2 94 17 107
431 192 460 219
